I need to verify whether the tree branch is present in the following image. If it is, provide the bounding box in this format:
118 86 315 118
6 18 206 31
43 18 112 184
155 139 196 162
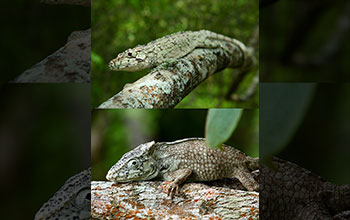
98 42 255 109
92 181 259 220
12 29 91 83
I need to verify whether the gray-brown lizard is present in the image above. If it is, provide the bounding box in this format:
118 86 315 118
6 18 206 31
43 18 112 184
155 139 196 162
260 158 350 220
106 138 258 198
34 168 91 220
108 30 248 72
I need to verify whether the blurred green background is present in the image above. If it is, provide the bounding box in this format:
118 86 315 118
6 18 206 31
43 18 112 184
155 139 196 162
0 84 90 219
91 0 259 108
0 0 90 83
260 83 350 184
260 0 350 82
91 109 259 180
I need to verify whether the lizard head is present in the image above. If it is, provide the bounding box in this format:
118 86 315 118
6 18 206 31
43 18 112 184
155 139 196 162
108 47 150 71
106 141 159 182
34 168 91 220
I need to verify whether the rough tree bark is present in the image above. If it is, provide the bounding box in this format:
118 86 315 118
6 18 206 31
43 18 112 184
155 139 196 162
98 42 255 109
12 29 91 83
11 0 90 83
92 180 259 220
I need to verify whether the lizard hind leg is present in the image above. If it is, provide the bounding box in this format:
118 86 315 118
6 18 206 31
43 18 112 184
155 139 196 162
232 168 259 191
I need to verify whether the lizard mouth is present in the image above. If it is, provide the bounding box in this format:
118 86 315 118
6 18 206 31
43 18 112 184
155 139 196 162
108 60 117 70
106 164 159 182
108 59 133 71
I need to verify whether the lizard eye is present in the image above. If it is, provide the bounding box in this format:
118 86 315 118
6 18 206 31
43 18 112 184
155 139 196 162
160 163 169 172
74 187 91 208
128 159 139 168
127 52 133 57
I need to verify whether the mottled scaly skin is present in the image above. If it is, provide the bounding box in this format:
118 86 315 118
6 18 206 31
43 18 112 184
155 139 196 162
260 158 350 220
109 30 247 71
34 168 91 220
106 138 258 197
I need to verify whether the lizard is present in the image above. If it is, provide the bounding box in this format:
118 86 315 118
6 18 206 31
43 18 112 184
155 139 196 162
260 157 350 220
106 137 259 198
34 168 91 220
108 30 249 72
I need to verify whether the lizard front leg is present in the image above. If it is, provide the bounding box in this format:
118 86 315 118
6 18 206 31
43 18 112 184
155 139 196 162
233 167 259 191
162 168 192 198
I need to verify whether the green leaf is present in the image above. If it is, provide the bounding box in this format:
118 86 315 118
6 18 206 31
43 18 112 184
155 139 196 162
205 109 243 148
91 51 104 66
260 83 316 162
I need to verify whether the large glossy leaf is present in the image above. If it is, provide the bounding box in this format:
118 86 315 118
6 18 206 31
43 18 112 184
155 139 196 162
260 83 316 161
205 109 243 148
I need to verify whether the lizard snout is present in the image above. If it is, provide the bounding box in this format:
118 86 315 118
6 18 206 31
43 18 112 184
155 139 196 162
108 60 117 70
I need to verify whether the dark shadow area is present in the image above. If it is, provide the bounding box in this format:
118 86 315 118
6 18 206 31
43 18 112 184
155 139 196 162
260 0 350 82
0 84 90 219
260 83 350 219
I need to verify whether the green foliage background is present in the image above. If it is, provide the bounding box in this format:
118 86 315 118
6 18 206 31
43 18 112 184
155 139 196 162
91 109 259 180
91 0 259 108
260 0 350 82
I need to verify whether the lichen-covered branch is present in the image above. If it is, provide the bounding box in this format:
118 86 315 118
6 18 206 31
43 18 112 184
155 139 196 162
225 26 259 102
92 181 259 220
98 42 255 108
12 29 91 83
41 0 90 7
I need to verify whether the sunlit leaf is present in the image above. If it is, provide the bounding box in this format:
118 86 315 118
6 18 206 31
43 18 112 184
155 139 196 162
91 51 104 66
205 109 243 148
260 83 316 161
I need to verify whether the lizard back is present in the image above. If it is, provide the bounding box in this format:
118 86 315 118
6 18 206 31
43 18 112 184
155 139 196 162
153 138 257 182
260 158 350 220
109 30 246 71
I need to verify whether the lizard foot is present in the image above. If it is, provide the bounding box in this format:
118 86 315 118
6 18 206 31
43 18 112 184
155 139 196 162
162 181 179 199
